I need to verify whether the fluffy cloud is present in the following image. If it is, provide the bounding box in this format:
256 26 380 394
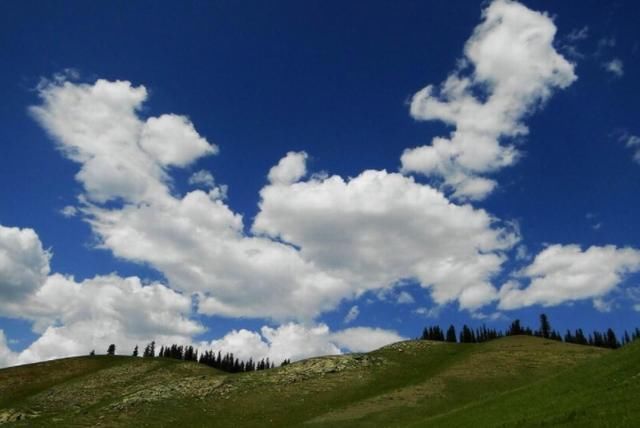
60 205 78 218
267 151 308 185
30 79 216 204
330 327 406 353
0 225 50 306
33 78 516 320
0 331 17 368
401 0 576 200
255 166 517 309
0 223 203 366
201 323 405 363
499 245 640 309
604 59 624 77
620 133 640 164
8 273 203 365
189 169 215 188
89 190 350 320
139 114 216 167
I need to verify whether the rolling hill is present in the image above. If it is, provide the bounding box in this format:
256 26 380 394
0 335 636 427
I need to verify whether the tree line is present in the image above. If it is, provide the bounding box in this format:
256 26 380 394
94 340 287 373
421 313 640 349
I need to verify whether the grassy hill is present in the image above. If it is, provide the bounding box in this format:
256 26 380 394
0 335 636 427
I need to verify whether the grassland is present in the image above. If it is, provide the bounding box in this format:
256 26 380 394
0 335 636 427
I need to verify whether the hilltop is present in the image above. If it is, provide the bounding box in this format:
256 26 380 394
0 335 637 427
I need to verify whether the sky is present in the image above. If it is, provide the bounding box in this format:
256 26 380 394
0 0 639 367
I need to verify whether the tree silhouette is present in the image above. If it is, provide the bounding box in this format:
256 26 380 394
446 325 457 343
538 314 551 339
107 344 116 355
132 345 139 357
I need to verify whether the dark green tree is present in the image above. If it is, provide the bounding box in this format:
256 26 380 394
107 344 116 355
538 314 551 339
132 345 139 357
446 325 457 343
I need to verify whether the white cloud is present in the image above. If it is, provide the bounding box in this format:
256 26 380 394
401 0 576 200
0 225 51 306
396 291 415 304
30 79 217 204
139 114 217 167
201 323 405 363
499 244 640 309
0 331 17 368
0 224 399 367
32 78 518 319
267 151 308 185
343 305 360 323
189 169 213 188
31 79 350 321
604 59 624 77
330 327 406 353
7 273 203 365
60 205 78 218
255 167 517 310
0 222 204 366
566 26 589 42
620 133 640 164
413 306 440 318
593 298 615 313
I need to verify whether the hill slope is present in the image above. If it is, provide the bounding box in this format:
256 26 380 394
0 336 632 427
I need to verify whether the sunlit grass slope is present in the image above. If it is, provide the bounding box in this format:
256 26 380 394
0 335 631 427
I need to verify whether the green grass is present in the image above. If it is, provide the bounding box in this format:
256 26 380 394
0 336 636 427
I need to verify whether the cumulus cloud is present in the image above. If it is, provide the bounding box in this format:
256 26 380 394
32 78 517 320
200 323 405 363
7 273 203 365
330 327 406 353
401 0 576 199
267 151 308 185
604 59 624 77
0 331 17 368
30 79 217 204
255 167 517 310
139 114 217 167
499 244 640 309
188 169 214 188
31 78 351 321
0 223 203 366
0 225 50 305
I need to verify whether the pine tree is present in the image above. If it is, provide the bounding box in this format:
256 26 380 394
606 328 619 349
508 319 523 335
446 325 457 343
107 344 116 355
132 345 139 357
538 314 551 339
89 349 95 356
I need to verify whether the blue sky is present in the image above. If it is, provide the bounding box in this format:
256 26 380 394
0 0 639 365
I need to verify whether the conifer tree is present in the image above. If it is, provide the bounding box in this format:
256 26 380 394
446 325 457 343
538 314 551 339
107 344 116 355
132 345 138 357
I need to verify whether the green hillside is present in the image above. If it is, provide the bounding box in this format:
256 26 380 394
0 336 636 427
